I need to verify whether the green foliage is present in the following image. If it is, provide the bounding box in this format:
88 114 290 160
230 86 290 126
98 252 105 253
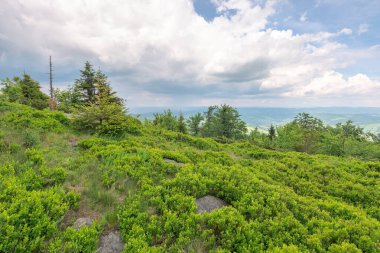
1 74 49 110
76 133 378 252
1 99 379 253
0 102 70 133
53 86 81 113
96 115 142 137
0 78 23 103
65 191 81 210
94 69 124 106
0 164 71 253
153 109 178 131
202 104 247 140
22 129 40 147
73 61 97 105
0 130 8 151
268 124 276 141
49 223 101 253
73 104 140 137
262 113 380 160
72 66 138 137
177 113 187 134
187 112 203 136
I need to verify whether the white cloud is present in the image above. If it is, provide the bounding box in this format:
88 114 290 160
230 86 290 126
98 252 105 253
300 12 308 22
358 24 369 34
0 0 378 107
284 71 380 97
338 28 352 35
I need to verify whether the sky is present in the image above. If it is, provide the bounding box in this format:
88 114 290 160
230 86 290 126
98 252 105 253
0 0 379 108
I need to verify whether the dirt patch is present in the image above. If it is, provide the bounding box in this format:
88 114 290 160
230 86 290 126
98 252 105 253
195 195 228 213
66 184 86 193
69 137 79 147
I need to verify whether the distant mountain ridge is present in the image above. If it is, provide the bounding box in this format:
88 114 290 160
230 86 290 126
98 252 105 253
130 107 380 134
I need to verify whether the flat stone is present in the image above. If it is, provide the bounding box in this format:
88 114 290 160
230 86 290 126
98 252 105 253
98 230 124 253
196 195 227 214
73 217 93 230
163 158 184 166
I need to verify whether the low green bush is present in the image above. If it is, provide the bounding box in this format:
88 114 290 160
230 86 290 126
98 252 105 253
48 223 101 253
22 129 40 148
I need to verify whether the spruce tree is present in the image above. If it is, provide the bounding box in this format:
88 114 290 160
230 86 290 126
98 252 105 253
19 74 49 109
1 74 49 109
187 112 203 136
202 105 247 139
74 61 96 104
177 113 187 134
73 67 131 136
268 124 276 141
94 70 123 106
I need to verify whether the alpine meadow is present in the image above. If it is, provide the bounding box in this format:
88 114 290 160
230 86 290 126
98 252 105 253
1 0 380 253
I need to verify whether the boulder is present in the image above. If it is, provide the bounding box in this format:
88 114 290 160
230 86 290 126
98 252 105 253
163 158 184 166
73 217 93 230
196 195 227 213
98 230 124 253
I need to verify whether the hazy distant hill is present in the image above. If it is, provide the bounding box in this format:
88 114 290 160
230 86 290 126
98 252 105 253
131 107 380 134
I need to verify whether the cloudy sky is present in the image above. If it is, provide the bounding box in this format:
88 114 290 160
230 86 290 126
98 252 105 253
0 0 379 108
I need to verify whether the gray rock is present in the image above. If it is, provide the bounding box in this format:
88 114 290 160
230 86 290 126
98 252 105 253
163 158 184 166
98 230 124 253
73 217 93 229
196 195 227 213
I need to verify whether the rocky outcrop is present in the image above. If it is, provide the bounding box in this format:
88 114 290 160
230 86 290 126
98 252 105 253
196 195 227 213
98 230 124 253
163 158 184 166
73 217 93 229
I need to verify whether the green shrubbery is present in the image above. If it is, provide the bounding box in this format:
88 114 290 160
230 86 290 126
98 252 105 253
0 163 74 252
251 113 380 160
49 223 101 253
1 66 379 252
0 74 49 110
73 134 379 252
0 102 69 132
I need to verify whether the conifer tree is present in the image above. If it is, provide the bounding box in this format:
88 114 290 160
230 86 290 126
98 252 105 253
73 67 132 136
177 113 187 134
187 112 203 136
0 74 49 109
20 74 49 109
94 70 123 106
74 61 96 104
202 104 247 139
268 124 276 141
153 110 178 131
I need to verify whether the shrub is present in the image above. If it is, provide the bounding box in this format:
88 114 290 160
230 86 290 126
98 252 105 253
95 114 142 137
0 131 8 151
9 143 21 153
0 164 70 253
2 104 68 132
22 129 40 148
48 223 101 253
65 191 81 210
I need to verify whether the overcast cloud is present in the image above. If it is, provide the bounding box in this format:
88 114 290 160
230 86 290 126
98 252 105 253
0 0 379 107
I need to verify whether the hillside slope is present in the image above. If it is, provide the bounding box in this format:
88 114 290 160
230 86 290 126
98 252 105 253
0 102 379 252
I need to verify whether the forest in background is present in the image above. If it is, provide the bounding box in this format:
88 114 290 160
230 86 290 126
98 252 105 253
0 62 379 252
